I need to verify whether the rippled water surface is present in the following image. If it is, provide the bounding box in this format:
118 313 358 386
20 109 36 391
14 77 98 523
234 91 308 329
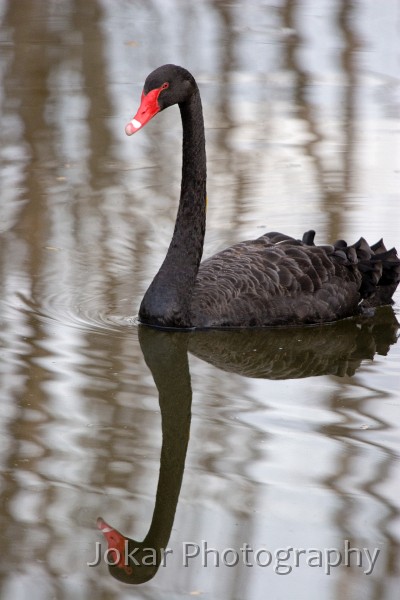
0 1 399 599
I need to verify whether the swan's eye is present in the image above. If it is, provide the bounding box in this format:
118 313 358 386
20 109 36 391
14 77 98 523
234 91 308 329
161 82 169 90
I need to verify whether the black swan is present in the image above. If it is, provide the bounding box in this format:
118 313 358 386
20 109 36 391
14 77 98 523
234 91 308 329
126 64 400 329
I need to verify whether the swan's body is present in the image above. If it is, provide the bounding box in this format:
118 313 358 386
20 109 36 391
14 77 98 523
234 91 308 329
126 64 400 329
190 232 385 328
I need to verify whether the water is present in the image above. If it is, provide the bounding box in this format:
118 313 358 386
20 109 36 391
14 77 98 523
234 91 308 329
0 1 399 599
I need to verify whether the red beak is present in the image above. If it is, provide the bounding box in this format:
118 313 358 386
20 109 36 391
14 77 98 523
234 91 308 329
125 87 163 136
97 517 127 567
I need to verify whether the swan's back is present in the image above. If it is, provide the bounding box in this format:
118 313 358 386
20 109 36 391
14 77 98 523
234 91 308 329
190 231 400 328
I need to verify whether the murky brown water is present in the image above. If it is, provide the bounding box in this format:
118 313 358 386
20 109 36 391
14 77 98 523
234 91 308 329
0 1 399 599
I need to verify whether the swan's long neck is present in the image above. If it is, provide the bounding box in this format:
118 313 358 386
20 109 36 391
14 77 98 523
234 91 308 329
139 90 207 328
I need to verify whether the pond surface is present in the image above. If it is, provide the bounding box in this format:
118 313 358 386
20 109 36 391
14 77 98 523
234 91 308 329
0 1 399 599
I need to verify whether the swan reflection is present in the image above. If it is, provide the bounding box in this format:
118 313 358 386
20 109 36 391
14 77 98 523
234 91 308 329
188 307 399 379
98 308 398 584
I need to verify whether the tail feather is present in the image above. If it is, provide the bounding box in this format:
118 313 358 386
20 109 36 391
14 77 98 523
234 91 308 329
370 238 386 253
353 239 400 306
301 230 398 307
306 233 399 306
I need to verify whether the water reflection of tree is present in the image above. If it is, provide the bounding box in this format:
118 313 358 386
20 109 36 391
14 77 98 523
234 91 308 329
281 0 358 241
323 377 400 600
0 2 145 598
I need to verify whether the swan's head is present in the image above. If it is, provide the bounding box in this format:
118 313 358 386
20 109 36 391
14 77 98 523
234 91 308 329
97 517 159 584
125 64 197 136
